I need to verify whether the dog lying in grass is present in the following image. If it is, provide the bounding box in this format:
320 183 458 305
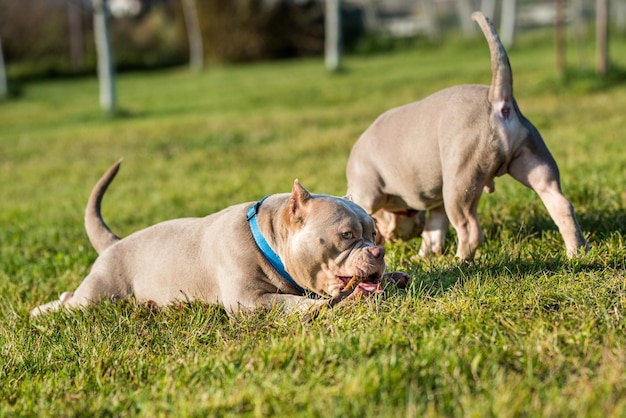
32 161 409 317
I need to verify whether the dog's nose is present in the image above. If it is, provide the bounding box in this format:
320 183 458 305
368 246 385 259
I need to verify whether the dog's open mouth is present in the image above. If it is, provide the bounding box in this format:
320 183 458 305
301 272 389 322
337 273 383 297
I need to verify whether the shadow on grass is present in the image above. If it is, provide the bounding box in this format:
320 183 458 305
405 251 620 300
394 206 626 300
578 207 626 237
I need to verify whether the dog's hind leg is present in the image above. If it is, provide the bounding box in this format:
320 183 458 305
445 197 485 261
30 291 75 316
31 267 127 316
509 144 588 258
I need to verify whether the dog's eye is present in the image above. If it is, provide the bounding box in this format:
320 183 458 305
341 231 354 240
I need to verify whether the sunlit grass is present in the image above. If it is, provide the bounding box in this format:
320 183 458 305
1 30 625 416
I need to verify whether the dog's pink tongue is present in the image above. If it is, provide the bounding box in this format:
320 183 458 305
356 282 382 295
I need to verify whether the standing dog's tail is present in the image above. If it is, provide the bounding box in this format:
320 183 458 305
84 160 122 254
471 12 514 119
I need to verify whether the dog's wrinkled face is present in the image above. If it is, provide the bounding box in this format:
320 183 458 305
372 208 426 243
281 183 386 298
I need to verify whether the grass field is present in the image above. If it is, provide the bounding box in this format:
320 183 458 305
1 29 626 417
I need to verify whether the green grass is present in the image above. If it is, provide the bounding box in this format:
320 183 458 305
1 31 626 417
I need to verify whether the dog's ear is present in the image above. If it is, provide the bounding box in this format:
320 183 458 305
285 179 312 225
370 215 387 246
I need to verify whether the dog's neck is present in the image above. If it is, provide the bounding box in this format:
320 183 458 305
246 196 308 295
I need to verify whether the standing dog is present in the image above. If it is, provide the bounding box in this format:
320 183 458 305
346 12 588 260
31 161 408 317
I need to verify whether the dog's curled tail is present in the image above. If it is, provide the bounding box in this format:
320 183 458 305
84 160 123 254
471 12 513 114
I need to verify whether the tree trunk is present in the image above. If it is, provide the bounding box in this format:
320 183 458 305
572 0 587 69
596 0 609 76
181 0 203 71
616 0 626 33
0 34 7 99
555 0 567 78
93 0 117 114
325 0 342 72
68 0 85 71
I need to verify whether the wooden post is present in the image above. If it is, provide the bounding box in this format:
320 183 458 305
93 0 117 114
325 0 342 72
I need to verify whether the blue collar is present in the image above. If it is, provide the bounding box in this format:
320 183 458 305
246 196 307 295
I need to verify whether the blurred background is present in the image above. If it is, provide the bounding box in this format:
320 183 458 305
1 0 625 82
